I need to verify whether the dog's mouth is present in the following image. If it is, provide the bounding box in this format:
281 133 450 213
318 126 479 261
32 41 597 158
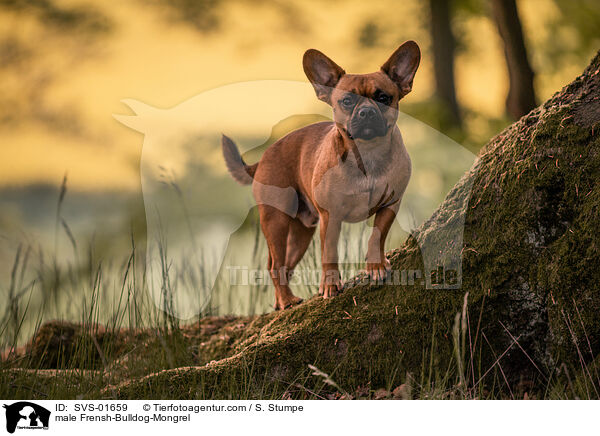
348 118 388 141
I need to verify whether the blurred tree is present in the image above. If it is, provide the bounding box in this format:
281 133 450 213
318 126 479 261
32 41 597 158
155 0 221 33
358 21 379 48
540 0 600 74
0 0 111 131
0 0 111 33
428 0 462 129
491 0 536 119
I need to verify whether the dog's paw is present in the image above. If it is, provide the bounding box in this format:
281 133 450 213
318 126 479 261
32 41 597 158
274 295 303 311
319 281 342 298
366 256 391 282
319 268 342 298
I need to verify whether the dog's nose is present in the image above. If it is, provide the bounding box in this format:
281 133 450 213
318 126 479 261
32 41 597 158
357 106 377 120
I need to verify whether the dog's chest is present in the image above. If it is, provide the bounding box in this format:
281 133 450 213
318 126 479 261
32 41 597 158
342 170 398 221
312 142 410 222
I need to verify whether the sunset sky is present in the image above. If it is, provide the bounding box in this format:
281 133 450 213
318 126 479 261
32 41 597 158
0 0 592 192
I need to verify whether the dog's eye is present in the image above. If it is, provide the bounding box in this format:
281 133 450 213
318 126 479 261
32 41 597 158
375 93 391 105
341 96 355 108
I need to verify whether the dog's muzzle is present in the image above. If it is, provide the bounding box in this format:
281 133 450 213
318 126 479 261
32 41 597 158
349 105 387 140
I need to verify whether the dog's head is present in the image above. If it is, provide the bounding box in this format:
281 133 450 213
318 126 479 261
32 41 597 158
303 41 420 141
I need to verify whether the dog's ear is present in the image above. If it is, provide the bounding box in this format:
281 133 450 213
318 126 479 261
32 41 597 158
381 41 420 97
303 49 345 104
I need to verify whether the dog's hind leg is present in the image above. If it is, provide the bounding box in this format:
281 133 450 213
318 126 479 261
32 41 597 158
258 204 304 310
285 218 316 281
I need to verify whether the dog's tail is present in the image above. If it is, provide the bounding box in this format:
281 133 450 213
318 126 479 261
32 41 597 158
221 135 257 185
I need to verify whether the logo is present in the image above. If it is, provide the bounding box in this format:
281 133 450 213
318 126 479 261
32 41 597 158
3 402 50 433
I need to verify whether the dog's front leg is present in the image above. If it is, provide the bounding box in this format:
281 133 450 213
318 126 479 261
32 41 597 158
319 210 342 298
366 205 398 281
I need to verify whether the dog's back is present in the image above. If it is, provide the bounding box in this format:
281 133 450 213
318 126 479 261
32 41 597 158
222 121 335 192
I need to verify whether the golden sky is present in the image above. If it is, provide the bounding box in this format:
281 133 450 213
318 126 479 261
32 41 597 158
0 0 590 191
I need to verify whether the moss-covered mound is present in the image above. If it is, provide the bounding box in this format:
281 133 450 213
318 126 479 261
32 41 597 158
3 51 599 400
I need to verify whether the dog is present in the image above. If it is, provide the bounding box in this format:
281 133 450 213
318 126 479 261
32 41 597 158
222 41 420 310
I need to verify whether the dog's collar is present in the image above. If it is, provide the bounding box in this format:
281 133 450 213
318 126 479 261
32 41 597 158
339 125 353 140
347 139 367 177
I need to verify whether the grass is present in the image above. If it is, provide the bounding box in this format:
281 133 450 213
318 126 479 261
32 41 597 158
2 234 597 400
0 175 598 400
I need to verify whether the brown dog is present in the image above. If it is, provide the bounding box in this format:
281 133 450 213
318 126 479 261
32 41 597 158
222 41 420 310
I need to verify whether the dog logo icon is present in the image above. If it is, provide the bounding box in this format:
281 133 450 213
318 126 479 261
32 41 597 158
3 402 50 433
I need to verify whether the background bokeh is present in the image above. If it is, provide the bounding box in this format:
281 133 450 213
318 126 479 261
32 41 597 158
0 0 598 328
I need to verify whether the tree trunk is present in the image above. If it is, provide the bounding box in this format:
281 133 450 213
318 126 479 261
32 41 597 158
491 0 537 119
429 0 462 128
5 52 600 400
